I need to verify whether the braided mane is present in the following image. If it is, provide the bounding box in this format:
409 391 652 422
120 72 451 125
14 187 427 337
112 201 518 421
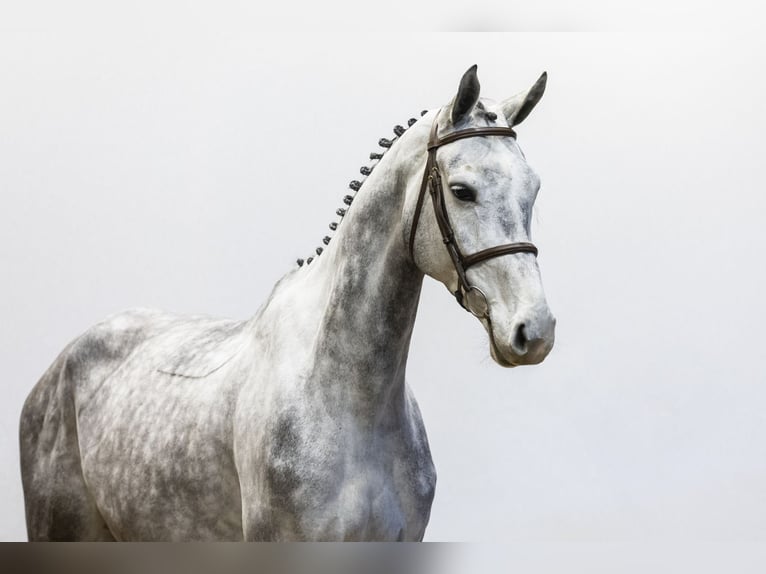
296 110 427 267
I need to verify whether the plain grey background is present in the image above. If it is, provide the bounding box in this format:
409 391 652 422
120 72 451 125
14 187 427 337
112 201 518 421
1 5 765 544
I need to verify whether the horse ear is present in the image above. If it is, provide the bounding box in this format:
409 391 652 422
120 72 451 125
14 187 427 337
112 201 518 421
501 71 547 127
451 65 481 124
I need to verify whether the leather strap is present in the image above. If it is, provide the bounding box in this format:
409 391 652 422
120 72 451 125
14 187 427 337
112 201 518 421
428 126 517 150
410 159 431 263
462 242 538 269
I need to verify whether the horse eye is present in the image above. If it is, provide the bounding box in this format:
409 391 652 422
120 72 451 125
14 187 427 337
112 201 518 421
451 185 475 202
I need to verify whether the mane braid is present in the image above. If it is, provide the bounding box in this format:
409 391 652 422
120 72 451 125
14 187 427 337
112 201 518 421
296 111 426 267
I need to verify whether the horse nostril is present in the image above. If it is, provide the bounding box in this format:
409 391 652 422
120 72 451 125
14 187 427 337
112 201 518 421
513 323 528 355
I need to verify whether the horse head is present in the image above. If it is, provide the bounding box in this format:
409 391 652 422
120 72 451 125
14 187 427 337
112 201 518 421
407 65 555 367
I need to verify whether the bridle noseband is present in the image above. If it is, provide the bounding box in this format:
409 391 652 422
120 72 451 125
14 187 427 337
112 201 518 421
408 116 539 319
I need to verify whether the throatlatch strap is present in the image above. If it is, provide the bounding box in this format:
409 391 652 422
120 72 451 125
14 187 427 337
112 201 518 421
408 120 440 263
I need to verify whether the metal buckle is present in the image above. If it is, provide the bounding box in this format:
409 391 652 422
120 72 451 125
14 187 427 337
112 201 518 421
463 285 490 319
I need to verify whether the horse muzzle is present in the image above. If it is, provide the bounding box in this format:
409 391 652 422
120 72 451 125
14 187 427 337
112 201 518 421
487 306 556 367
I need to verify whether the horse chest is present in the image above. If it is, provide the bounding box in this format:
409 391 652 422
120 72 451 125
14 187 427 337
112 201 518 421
265 444 432 540
240 402 436 541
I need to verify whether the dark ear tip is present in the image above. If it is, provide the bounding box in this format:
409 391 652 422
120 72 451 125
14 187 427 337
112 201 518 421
453 64 482 123
533 72 548 99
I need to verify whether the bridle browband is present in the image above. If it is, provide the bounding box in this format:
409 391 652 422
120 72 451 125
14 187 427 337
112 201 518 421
408 115 538 319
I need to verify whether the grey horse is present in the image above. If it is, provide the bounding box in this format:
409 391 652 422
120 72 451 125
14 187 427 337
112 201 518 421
20 65 555 541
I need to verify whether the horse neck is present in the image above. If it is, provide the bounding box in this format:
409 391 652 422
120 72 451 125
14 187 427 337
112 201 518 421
290 122 430 416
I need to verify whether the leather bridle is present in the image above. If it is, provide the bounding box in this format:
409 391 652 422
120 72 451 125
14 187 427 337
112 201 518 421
408 116 539 319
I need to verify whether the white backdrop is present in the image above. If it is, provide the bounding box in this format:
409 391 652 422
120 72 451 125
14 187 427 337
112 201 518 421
1 7 765 544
